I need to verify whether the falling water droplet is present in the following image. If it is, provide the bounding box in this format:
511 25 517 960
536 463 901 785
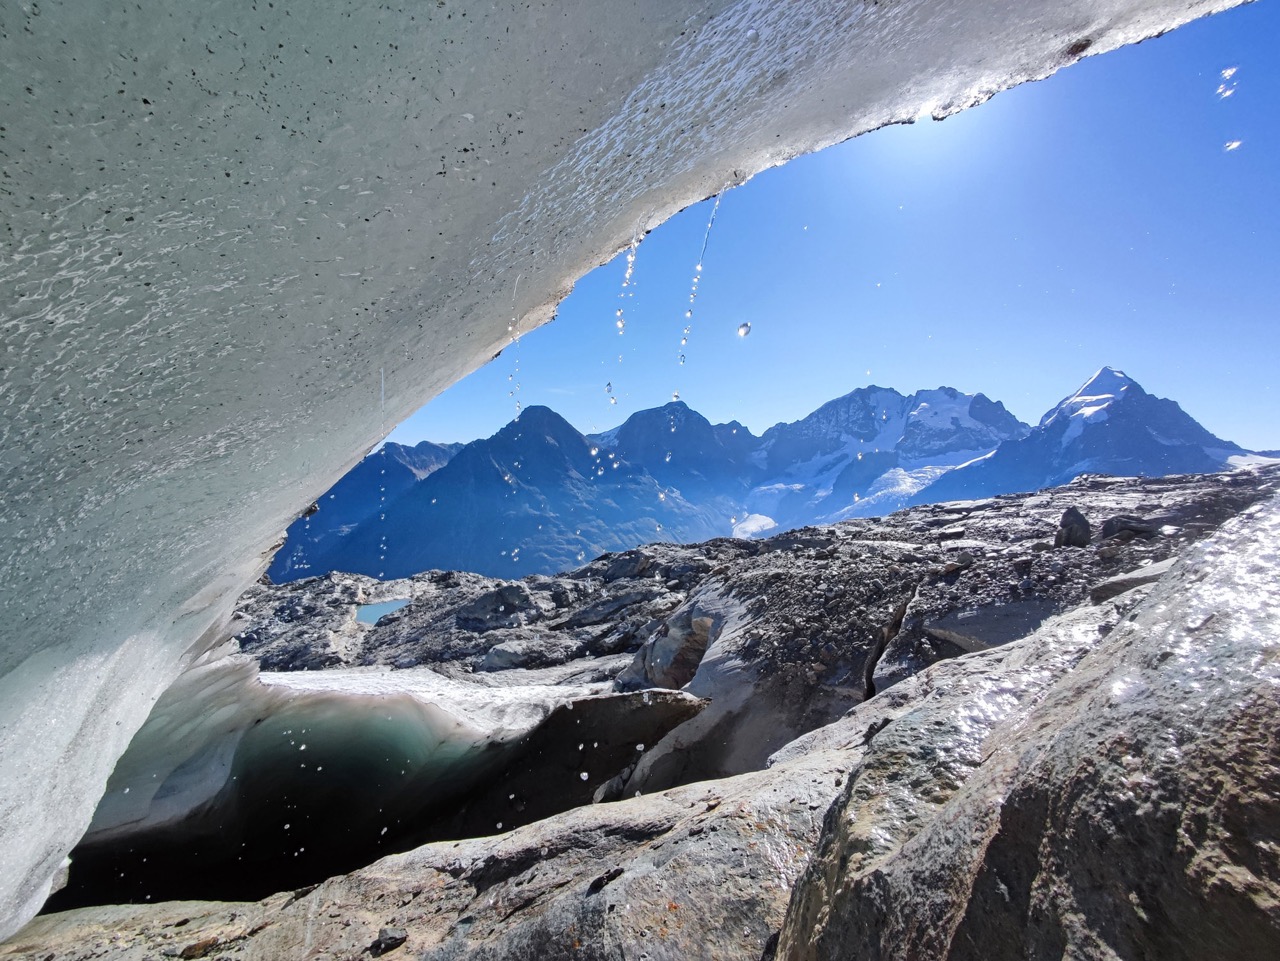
746 26 760 42
679 354 686 365
664 452 672 463
610 396 617 404
605 381 612 394
737 322 751 337
672 391 680 402
590 447 599 457
579 772 589 781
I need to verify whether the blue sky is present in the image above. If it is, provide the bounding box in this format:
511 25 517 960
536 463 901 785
389 1 1279 450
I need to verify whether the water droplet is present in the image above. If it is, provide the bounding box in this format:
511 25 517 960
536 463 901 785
1224 140 1243 151
605 381 612 393
579 772 589 781
610 396 618 404
636 743 645 751
658 491 666 501
664 452 672 463
737 322 751 337
672 391 680 402
590 447 599 456
679 354 685 365
1222 65 1238 80
746 26 759 41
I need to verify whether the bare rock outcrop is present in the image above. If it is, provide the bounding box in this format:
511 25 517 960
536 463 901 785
777 491 1280 961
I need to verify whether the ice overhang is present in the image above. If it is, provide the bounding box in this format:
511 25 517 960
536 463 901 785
0 0 1247 940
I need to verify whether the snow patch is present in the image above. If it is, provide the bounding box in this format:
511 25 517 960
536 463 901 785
733 514 778 538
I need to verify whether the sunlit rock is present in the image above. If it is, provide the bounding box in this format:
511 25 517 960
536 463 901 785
778 488 1280 961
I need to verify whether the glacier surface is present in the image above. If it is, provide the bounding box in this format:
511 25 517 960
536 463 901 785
0 0 1248 939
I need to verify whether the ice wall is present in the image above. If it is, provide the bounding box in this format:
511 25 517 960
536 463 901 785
0 0 1246 940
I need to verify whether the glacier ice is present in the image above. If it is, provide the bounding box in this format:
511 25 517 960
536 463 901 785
49 641 615 906
0 0 1249 939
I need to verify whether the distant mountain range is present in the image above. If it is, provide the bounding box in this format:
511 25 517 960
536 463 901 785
268 368 1266 580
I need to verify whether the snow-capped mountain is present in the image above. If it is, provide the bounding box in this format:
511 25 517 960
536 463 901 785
292 406 725 579
592 402 760 498
273 370 1259 580
269 439 460 581
911 368 1245 505
745 386 1029 530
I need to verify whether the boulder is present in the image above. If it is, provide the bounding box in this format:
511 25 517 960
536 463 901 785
1054 506 1092 547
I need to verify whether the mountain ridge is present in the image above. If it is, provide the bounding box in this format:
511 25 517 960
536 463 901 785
272 368 1263 580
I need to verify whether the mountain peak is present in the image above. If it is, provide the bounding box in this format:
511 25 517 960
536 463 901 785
1040 367 1141 429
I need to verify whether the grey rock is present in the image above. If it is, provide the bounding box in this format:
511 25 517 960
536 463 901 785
1089 556 1177 602
922 596 1060 652
370 925 408 956
1100 513 1163 539
456 584 542 633
1054 506 1091 547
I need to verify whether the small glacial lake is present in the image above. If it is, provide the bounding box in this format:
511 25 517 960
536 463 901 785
355 599 410 625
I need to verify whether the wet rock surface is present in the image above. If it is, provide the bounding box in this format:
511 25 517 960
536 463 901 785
7 467 1279 959
777 480 1280 961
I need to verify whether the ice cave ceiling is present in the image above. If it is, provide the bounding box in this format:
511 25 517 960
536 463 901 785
0 0 1248 940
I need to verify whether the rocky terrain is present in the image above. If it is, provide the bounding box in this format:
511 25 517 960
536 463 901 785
6 466 1279 959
